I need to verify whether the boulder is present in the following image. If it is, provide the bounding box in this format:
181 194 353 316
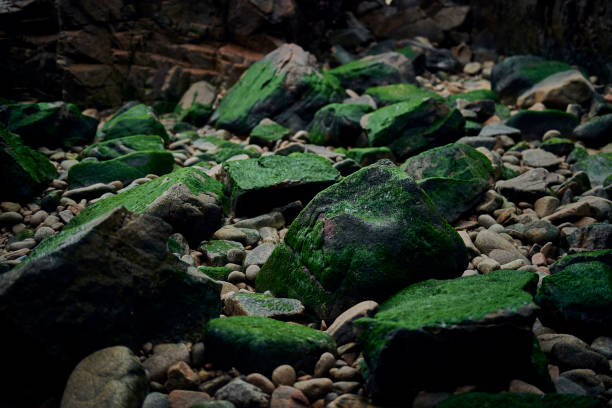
211 44 344 134
549 249 612 274
61 346 148 408
222 153 340 216
566 224 612 252
573 114 612 148
364 83 442 107
0 126 58 202
505 110 579 141
516 70 594 109
400 143 494 223
326 52 415 93
81 135 165 161
204 316 335 375
356 270 548 403
98 102 169 143
309 103 372 146
256 161 467 321
363 98 465 160
435 392 602 408
67 151 174 188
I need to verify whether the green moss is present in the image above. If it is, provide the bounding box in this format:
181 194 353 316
177 103 213 127
81 135 165 161
435 393 602 408
327 58 398 85
365 83 442 106
566 144 589 163
197 266 233 281
67 151 174 188
573 153 612 186
494 103 512 120
201 240 243 255
99 103 169 142
502 165 521 180
395 46 420 59
250 122 290 146
229 292 304 316
447 89 500 105
309 103 372 146
347 147 394 165
509 141 530 152
196 136 261 163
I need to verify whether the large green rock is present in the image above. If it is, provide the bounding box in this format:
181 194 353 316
1 101 98 148
364 98 465 160
81 135 165 161
223 153 340 216
204 316 335 375
365 83 442 107
573 153 612 186
67 151 174 188
0 126 58 202
256 161 468 321
536 260 612 338
177 103 213 127
326 52 415 93
98 102 170 143
505 110 579 141
210 44 344 134
434 393 603 408
356 270 547 403
249 121 290 147
549 249 612 274
309 103 372 146
400 143 495 223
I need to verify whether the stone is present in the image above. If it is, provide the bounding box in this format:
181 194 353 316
246 373 275 394
0 207 222 399
189 402 235 408
522 149 562 169
508 379 544 394
143 392 169 408
34 226 55 242
205 316 335 376
214 378 269 408
573 114 612 148
256 161 468 321
357 270 546 403
168 390 212 408
62 183 117 201
548 250 612 274
211 44 343 134
61 346 148 408
270 386 309 408
363 98 464 160
560 369 605 397
272 365 296 386
293 378 333 401
165 361 200 391
3 101 98 148
314 352 336 378
522 220 559 245
0 127 58 202
309 103 372 146
82 135 165 161
567 224 612 251
245 265 260 281
325 301 379 346
326 52 415 93
67 151 174 188
464 62 482 75
223 153 340 216
517 69 594 109
326 394 378 408
178 81 217 111
244 243 276 267
457 136 497 150
195 136 261 164
476 257 500 274
250 121 290 148
223 293 304 318
201 240 244 267
496 168 561 202
536 260 612 338
177 103 213 127
346 147 395 166
591 337 612 359
401 143 494 223
478 122 521 138
535 196 560 218
574 153 612 186
544 196 612 224
550 341 609 373
364 83 442 107
98 102 169 143
474 229 524 260
0 211 23 226
540 137 576 156
505 110 579 141
434 392 602 408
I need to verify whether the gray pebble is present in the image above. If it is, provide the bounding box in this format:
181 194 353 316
35 226 56 242
7 238 37 251
477 214 497 228
0 212 23 226
227 271 246 284
245 265 260 281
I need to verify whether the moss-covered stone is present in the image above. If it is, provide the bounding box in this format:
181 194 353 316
223 293 305 318
204 316 336 375
435 393 603 408
200 240 244 266
573 114 612 148
67 151 174 188
98 103 169 143
446 89 500 105
177 103 213 127
81 135 165 161
364 99 465 160
400 143 495 223
223 153 340 216
540 137 575 156
573 153 612 186
365 83 442 107
197 266 234 281
550 250 612 274
495 103 512 120
326 52 415 93
505 110 579 141
250 122 290 147
2 101 98 148
536 261 612 338
210 44 343 134
309 103 372 146
256 161 468 321
356 270 546 403
0 126 58 202
196 136 261 163
346 147 394 165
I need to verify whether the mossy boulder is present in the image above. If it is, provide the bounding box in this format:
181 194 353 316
256 161 468 321
573 153 612 186
540 137 575 156
346 147 395 165
223 153 340 216
81 135 165 161
249 121 290 147
67 151 174 188
505 110 579 141
195 136 261 163
536 260 612 338
0 126 58 202
309 103 372 146
326 52 415 93
549 249 612 274
210 44 344 134
197 266 233 281
364 98 465 160
400 143 495 223
356 270 547 403
98 102 169 143
573 114 612 148
200 240 244 266
491 55 574 104
365 83 442 107
204 316 336 375
434 393 603 408
1 101 98 148
223 293 305 319
177 103 213 127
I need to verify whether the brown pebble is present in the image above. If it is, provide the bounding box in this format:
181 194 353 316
508 379 544 394
168 390 211 408
247 373 276 394
314 352 336 378
270 385 310 408
272 364 296 386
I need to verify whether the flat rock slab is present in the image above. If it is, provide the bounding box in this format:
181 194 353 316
82 134 165 161
223 153 340 216
223 293 305 318
496 168 562 202
522 149 562 169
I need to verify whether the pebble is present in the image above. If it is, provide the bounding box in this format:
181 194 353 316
560 369 605 397
542 130 561 141
34 226 55 242
329 366 359 381
227 248 246 264
500 259 526 270
168 390 212 408
476 257 500 274
0 212 24 226
314 352 336 378
463 62 482 75
30 210 48 226
508 379 544 395
293 378 333 401
215 378 269 408
227 271 246 283
62 183 116 201
270 386 309 408
143 343 191 383
1 202 21 212
191 343 206 368
246 373 275 394
244 243 276 267
245 265 260 281
142 392 169 408
477 214 497 228
326 300 379 345
592 337 612 359
534 196 560 218
272 364 296 386
165 361 200 391
7 238 36 251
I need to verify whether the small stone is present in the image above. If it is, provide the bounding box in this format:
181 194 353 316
329 366 359 381
508 379 544 394
245 265 260 281
62 183 116 201
463 62 482 75
475 190 504 213
477 214 497 228
30 210 48 226
0 212 23 226
1 202 21 212
165 361 200 391
143 392 169 408
293 378 333 401
246 373 275 394
34 226 55 242
227 248 246 264
543 130 561 141
215 378 269 408
476 257 500 274
591 337 612 359
191 343 206 368
522 149 562 169
227 271 246 284
560 369 605 398
168 390 212 408
143 343 191 383
326 394 377 408
314 352 336 378
535 196 560 218
6 238 36 251
270 386 309 408
326 300 379 346
550 338 609 373
244 243 276 267
500 259 526 270
272 364 297 386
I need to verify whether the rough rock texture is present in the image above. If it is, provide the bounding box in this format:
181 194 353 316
81 135 165 161
98 103 169 143
256 161 468 321
309 103 372 146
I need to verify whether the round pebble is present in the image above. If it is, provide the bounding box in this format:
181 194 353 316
272 364 296 386
30 210 48 226
246 373 275 394
34 226 56 242
314 352 336 378
245 265 260 281
227 271 246 284
0 212 24 226
477 214 496 228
